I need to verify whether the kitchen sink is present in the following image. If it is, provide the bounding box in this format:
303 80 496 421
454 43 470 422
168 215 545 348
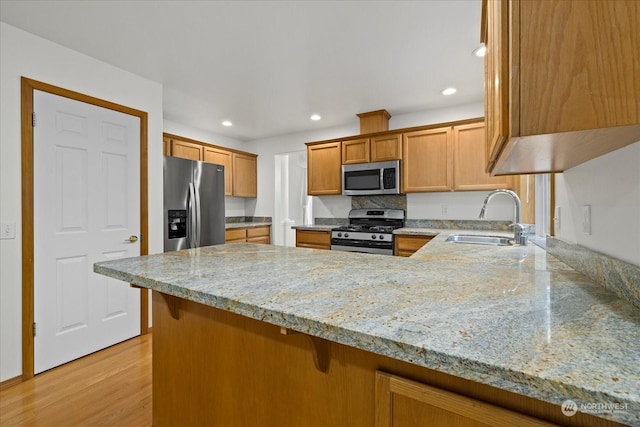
445 234 513 246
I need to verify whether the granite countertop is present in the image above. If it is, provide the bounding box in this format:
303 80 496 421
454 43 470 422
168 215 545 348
225 222 271 229
290 224 336 231
94 231 640 425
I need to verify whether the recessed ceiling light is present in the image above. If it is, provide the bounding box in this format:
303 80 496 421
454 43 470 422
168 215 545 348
310 114 321 121
441 87 457 96
473 44 486 57
222 120 233 127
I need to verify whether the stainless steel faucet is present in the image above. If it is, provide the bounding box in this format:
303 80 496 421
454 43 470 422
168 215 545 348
479 189 528 245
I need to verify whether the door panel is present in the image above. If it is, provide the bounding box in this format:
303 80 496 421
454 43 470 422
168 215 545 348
34 90 140 374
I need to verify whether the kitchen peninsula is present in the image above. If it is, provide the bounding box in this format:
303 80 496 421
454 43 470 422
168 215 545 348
94 235 639 427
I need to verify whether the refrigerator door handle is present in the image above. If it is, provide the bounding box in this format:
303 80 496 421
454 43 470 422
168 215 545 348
187 183 197 248
194 182 201 248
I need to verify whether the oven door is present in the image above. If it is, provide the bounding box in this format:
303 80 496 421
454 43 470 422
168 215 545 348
331 238 394 255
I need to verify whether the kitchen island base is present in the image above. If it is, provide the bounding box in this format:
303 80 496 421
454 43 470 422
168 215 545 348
152 292 624 427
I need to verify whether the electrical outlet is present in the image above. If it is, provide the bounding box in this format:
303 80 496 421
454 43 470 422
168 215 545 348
582 205 591 235
441 204 448 216
1 221 16 240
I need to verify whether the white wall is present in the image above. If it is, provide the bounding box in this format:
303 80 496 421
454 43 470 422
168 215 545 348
554 141 640 266
246 102 514 222
0 23 164 382
163 119 248 217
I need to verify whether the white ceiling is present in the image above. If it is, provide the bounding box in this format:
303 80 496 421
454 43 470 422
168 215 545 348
0 0 485 141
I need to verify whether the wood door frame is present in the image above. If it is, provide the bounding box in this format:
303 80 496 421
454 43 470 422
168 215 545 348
21 77 149 380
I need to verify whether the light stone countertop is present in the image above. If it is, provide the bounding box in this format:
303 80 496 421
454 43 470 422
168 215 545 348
94 231 640 425
225 222 271 229
290 224 336 231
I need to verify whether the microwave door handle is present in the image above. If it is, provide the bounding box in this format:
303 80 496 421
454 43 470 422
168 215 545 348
380 168 385 190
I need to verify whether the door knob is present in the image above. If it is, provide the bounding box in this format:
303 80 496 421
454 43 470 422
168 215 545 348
125 235 138 243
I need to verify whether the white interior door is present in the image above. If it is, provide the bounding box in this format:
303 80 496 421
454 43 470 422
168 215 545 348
33 90 141 374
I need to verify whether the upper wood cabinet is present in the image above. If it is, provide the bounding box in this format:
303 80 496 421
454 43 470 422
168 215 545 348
342 133 402 164
307 141 342 195
453 122 513 191
171 139 203 161
402 127 453 192
371 133 402 162
342 138 370 164
232 152 257 198
164 133 257 198
483 0 640 175
203 146 233 196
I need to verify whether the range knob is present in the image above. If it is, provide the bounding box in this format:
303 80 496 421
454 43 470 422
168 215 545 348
371 234 377 239
344 233 349 238
337 232 342 237
379 234 385 240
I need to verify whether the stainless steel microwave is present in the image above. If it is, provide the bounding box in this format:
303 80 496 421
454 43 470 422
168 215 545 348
342 160 401 196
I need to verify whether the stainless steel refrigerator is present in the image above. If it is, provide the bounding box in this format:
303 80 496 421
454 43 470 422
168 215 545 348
163 156 225 252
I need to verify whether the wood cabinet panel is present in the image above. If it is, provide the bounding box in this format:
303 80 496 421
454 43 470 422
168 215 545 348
484 0 640 174
342 138 370 164
402 127 453 192
307 142 342 195
394 234 433 257
295 229 331 250
164 133 258 198
453 122 513 191
203 147 233 196
225 228 247 243
371 133 402 162
163 136 171 156
375 372 557 427
246 226 271 244
226 226 271 244
232 153 257 198
171 139 203 161
152 294 613 427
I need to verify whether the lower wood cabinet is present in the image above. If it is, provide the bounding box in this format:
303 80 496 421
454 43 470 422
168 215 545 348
394 234 434 257
225 225 271 244
375 372 556 427
295 229 331 250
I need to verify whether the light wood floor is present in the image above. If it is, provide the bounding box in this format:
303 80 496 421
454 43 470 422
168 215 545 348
0 334 152 426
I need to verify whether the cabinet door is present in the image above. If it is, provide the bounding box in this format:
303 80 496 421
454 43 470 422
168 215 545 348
307 142 342 196
204 147 233 196
342 138 370 164
394 235 433 257
453 122 513 191
402 127 453 192
484 0 510 170
296 229 331 250
375 372 557 427
171 139 203 161
232 153 257 198
371 133 402 162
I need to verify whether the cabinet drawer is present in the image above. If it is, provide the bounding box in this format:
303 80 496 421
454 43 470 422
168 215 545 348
246 226 270 238
296 230 331 250
225 228 247 242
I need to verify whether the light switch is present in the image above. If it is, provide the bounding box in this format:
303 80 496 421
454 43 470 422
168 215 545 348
1 221 16 239
554 206 561 230
582 205 591 235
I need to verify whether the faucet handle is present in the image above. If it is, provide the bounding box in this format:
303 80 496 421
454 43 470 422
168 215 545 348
512 223 528 246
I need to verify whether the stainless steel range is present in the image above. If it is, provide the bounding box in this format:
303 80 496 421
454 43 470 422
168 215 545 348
331 209 405 255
